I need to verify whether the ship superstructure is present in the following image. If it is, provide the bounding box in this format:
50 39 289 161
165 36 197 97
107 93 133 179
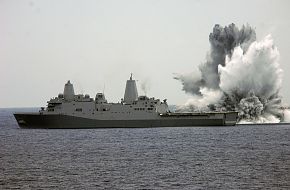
14 75 238 128
43 74 169 120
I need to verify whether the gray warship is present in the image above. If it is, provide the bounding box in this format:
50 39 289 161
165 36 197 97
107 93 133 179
14 75 238 128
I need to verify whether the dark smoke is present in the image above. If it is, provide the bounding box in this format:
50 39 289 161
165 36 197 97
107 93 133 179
176 23 256 94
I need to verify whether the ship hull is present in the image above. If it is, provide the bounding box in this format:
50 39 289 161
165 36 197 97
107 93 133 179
14 112 238 128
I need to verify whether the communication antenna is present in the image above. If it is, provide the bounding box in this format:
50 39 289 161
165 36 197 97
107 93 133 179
103 83 105 94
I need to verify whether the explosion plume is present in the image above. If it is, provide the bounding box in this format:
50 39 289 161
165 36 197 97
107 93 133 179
175 23 288 123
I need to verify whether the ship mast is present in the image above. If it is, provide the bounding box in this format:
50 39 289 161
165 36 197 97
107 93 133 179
124 73 138 104
63 80 75 101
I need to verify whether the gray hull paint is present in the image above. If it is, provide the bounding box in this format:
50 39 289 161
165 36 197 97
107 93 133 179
14 113 237 128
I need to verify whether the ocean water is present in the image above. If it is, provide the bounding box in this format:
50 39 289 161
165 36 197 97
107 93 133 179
0 108 290 189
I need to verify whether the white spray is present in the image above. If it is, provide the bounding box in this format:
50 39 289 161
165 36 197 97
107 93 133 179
175 24 289 123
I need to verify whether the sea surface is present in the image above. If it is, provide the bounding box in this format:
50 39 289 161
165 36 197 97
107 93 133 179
0 108 290 189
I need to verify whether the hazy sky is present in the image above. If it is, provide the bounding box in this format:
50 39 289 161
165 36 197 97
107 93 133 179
1 0 290 107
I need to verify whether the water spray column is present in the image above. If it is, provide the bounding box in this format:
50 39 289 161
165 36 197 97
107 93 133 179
63 80 75 101
124 74 138 104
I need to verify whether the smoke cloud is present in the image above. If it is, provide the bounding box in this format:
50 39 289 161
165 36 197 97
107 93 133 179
175 23 288 123
140 79 151 96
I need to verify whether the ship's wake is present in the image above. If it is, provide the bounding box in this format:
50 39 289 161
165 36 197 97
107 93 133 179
174 23 289 123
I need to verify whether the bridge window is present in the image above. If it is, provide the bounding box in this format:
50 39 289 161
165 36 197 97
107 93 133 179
76 108 82 112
